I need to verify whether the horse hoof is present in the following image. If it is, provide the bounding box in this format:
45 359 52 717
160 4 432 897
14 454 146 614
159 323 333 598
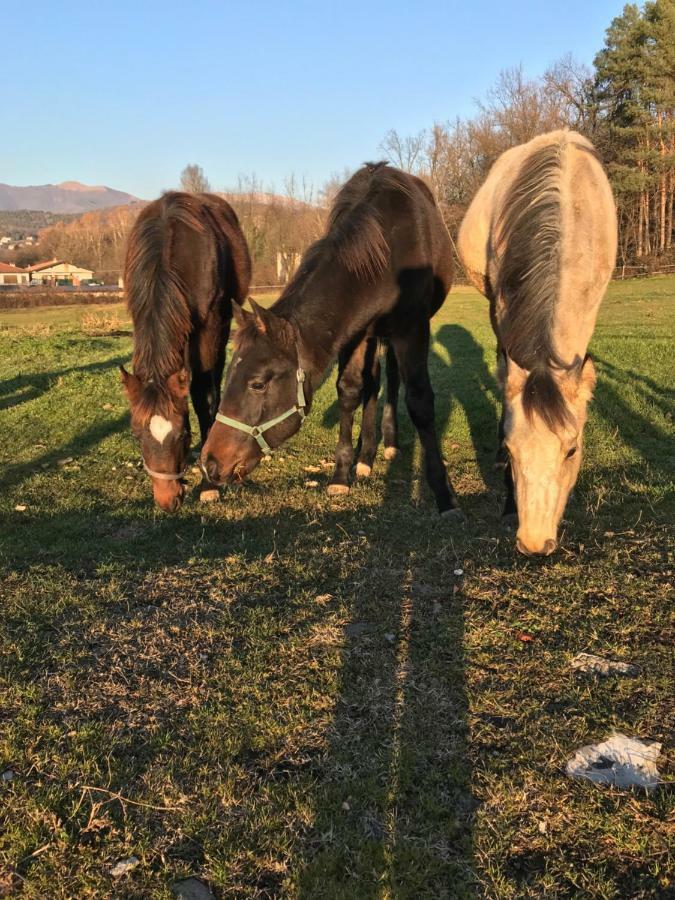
355 462 372 478
326 483 350 496
199 488 220 504
383 447 399 461
441 507 465 521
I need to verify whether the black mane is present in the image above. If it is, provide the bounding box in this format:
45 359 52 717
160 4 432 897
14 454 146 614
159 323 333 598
496 141 572 429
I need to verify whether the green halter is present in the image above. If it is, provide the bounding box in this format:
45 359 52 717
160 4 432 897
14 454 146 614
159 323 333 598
214 368 307 455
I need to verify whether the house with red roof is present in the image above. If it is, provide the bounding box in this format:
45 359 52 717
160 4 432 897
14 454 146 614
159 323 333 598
25 258 94 286
0 262 29 286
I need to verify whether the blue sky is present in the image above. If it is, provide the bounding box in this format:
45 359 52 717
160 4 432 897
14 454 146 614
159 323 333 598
5 0 623 198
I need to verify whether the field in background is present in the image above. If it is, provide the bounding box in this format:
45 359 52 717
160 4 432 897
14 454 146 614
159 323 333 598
0 278 672 897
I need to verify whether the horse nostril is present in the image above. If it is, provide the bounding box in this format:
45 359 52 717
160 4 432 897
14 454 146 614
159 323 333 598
204 456 220 483
543 539 557 556
516 538 531 556
169 496 182 514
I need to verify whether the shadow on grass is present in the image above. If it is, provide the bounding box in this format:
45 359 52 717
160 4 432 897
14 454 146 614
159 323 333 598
0 412 129 491
0 352 128 412
2 433 478 896
432 324 499 491
296 432 476 896
593 355 674 477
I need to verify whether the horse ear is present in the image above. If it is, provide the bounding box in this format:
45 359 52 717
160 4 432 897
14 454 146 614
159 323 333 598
231 301 250 329
249 300 296 349
167 368 190 399
120 365 141 404
503 354 528 397
577 354 596 403
249 299 270 334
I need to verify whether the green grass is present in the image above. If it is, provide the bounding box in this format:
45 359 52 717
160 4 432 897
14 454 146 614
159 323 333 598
0 279 672 898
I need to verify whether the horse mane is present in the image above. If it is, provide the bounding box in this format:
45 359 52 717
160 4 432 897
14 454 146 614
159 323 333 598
284 161 412 293
496 139 571 430
125 192 206 383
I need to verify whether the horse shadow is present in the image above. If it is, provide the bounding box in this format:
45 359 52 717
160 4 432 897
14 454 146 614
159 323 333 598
0 353 129 412
432 323 500 495
592 353 673 479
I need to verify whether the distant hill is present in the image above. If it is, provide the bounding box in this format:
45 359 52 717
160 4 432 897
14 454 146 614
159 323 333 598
0 181 141 214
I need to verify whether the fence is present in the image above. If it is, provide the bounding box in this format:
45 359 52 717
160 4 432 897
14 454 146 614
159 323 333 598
612 263 675 279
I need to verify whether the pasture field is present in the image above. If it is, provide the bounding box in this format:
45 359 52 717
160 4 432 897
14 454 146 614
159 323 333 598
0 278 672 898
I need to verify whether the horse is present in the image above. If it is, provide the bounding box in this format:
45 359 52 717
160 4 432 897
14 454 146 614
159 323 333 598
201 162 461 515
457 130 617 555
120 191 251 512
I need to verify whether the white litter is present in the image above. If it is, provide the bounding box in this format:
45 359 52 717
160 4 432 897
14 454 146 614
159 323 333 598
453 569 464 576
571 652 639 676
110 856 140 878
565 732 661 790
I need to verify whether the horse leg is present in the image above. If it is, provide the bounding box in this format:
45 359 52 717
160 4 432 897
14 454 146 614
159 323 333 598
497 404 517 520
391 325 460 515
355 337 381 477
494 343 517 521
327 341 365 496
381 343 400 460
193 315 229 499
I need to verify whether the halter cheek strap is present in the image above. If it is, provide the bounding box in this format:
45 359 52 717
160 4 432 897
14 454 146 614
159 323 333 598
214 368 307 455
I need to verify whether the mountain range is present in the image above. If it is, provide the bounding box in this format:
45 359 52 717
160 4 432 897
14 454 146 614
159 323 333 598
0 181 141 214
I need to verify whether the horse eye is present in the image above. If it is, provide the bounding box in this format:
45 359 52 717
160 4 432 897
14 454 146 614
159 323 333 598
566 446 577 459
250 380 267 392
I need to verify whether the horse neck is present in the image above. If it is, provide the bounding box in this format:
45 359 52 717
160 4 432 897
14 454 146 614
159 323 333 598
274 264 374 379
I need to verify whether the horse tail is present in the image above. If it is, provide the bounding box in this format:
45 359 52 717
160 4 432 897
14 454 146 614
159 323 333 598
125 192 205 381
496 139 571 430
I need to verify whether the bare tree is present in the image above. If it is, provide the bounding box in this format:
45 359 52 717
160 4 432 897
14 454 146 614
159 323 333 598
179 164 211 194
543 55 598 136
380 128 426 172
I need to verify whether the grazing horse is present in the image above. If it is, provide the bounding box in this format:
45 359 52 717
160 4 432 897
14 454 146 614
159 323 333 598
457 130 617 554
121 191 251 512
201 162 460 515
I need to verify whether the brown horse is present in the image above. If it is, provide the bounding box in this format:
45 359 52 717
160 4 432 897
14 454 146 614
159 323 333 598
457 130 617 554
201 162 460 515
121 192 251 511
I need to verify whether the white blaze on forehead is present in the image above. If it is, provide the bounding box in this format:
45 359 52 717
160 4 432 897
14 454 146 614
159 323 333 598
149 414 173 444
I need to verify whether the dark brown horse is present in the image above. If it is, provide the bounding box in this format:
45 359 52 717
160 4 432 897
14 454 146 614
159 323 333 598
121 191 251 511
201 163 460 515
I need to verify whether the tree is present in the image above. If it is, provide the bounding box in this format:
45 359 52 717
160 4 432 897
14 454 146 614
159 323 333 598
594 0 675 259
179 164 211 194
380 128 426 172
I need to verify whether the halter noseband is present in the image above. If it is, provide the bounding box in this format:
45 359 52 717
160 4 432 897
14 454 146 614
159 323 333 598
142 461 188 482
214 368 307 455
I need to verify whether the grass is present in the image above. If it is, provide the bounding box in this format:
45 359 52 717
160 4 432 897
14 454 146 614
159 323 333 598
0 278 673 898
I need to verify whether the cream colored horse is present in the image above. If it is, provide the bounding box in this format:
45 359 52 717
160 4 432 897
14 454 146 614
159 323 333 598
458 130 617 555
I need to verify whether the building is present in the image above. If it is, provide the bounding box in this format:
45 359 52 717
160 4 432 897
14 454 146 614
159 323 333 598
26 258 94 286
0 262 29 286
